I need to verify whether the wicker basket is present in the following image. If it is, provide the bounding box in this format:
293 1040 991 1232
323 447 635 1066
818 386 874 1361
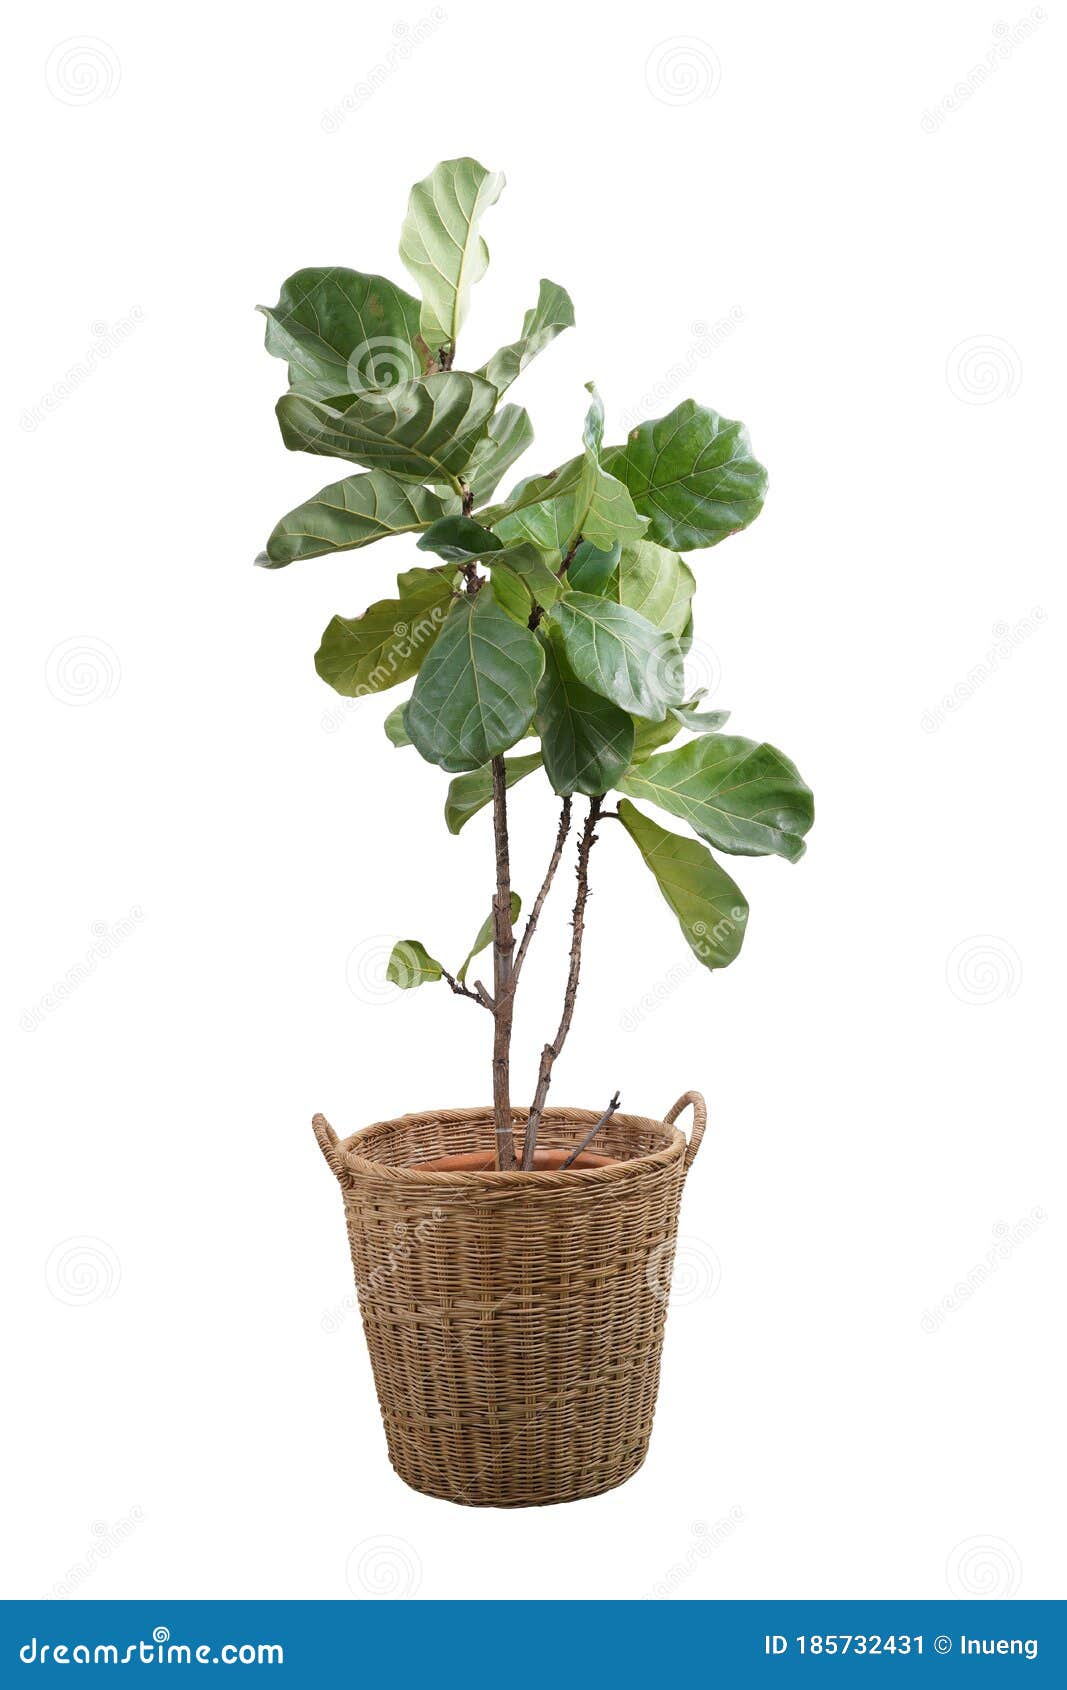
312 1093 706 1508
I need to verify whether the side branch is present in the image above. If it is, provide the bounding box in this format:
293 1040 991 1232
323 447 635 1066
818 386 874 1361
490 756 517 1169
521 795 603 1169
509 797 573 992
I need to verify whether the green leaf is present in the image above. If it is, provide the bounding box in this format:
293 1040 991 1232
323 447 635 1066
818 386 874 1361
629 697 729 761
465 405 534 505
399 157 505 354
569 537 694 636
550 591 684 722
564 540 621 593
384 701 411 746
620 734 813 862
406 585 545 771
257 268 426 399
444 752 543 834
617 801 748 971
673 700 730 733
258 470 453 568
418 515 503 563
602 399 768 551
275 373 497 486
456 892 522 983
488 544 562 613
387 939 443 988
315 568 455 698
535 624 634 796
479 279 575 396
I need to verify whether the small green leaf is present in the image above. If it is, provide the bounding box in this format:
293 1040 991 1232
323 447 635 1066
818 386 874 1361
456 892 522 983
603 399 768 551
399 157 505 354
387 939 443 988
620 735 814 861
488 544 562 612
315 568 455 698
406 585 545 772
618 800 748 971
276 373 497 486
444 753 543 834
259 470 454 568
673 700 731 733
418 516 503 563
465 405 534 505
479 279 575 396
550 592 684 721
535 624 634 796
569 537 694 636
384 701 411 746
257 268 425 399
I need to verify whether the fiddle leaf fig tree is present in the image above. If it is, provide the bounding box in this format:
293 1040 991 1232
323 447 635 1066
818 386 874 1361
257 158 814 1171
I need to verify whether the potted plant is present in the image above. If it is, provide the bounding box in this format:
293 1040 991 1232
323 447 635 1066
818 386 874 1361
257 158 814 1506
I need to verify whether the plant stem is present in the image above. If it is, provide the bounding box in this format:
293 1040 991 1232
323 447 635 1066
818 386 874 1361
490 755 517 1169
558 1090 621 1169
521 795 603 1169
510 798 572 989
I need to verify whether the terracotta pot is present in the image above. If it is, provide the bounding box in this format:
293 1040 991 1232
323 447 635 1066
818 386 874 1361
409 1146 615 1173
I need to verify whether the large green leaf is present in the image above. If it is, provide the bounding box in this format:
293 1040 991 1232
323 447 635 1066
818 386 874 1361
602 399 768 551
465 405 534 505
488 545 562 617
457 892 522 983
387 939 443 988
549 592 684 722
257 268 425 399
418 515 503 563
444 752 543 834
618 800 748 970
275 373 497 487
535 624 634 796
406 585 545 771
619 734 813 862
479 279 575 396
569 537 694 636
399 157 504 354
257 470 453 568
315 568 455 698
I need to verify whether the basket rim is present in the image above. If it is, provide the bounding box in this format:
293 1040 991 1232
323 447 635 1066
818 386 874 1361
337 1103 686 1185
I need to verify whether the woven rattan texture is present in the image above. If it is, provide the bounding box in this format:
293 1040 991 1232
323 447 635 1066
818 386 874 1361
314 1099 704 1507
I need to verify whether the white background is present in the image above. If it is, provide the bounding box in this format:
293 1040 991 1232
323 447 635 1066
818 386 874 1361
4 0 1063 1603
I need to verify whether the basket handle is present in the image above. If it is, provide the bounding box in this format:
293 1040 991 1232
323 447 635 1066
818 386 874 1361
312 1113 350 1186
663 1091 707 1173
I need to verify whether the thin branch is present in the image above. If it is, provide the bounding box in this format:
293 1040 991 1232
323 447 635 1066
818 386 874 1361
441 968 493 1011
472 979 495 1012
508 797 573 992
490 756 517 1169
521 795 604 1169
557 532 583 578
558 1091 621 1170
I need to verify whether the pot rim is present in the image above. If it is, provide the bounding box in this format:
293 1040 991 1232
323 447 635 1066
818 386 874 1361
337 1103 687 1185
